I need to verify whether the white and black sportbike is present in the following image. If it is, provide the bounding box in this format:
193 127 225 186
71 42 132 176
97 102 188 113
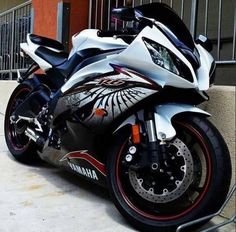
5 3 232 232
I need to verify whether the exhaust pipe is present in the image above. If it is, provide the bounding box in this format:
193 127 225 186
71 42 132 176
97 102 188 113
25 128 45 147
25 128 39 142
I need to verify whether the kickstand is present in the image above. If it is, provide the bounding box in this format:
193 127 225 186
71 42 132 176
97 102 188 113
176 184 236 232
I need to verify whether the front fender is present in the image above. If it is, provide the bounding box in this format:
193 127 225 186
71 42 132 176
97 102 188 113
154 103 210 140
115 104 210 140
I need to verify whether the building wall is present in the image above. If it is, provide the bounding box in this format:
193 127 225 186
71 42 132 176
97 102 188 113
32 0 59 39
66 0 89 40
0 0 28 13
32 0 89 49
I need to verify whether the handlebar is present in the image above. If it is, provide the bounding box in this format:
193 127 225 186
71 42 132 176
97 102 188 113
97 30 132 38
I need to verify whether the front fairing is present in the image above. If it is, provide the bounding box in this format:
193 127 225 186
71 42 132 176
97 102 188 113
135 3 214 91
135 3 195 51
115 26 198 89
64 18 214 94
195 44 214 90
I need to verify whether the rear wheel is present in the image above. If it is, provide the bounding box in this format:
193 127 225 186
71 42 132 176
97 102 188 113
107 115 232 232
4 83 40 163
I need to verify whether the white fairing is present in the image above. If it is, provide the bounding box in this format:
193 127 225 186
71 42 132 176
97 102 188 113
21 26 214 93
154 104 210 140
114 26 198 89
19 20 215 142
20 34 65 70
117 104 210 140
196 44 214 90
69 29 128 58
20 35 52 70
62 25 208 93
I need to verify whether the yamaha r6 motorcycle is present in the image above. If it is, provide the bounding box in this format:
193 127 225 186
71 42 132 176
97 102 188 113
4 3 232 232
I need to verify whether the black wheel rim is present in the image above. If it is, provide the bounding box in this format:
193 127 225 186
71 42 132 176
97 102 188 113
6 87 31 151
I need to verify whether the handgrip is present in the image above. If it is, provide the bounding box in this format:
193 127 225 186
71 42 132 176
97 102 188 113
97 30 127 37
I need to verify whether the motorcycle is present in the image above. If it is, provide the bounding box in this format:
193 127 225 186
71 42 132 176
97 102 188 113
4 3 232 232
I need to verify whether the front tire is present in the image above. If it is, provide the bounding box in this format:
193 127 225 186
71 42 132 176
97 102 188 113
4 83 40 164
107 115 232 232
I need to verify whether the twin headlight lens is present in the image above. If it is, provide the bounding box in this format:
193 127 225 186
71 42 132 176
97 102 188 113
143 38 193 82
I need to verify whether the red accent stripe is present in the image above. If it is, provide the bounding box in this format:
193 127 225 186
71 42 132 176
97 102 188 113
111 64 161 89
112 64 131 77
66 151 106 176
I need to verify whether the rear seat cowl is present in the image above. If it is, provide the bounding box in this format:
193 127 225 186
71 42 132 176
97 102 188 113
29 34 64 51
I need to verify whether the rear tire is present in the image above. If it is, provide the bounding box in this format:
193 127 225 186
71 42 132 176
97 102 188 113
107 115 232 232
4 83 40 164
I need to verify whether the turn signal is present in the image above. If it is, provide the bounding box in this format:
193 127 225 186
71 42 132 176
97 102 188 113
132 124 141 144
94 108 107 117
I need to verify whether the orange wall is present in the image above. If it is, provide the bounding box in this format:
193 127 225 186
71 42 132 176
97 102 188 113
67 0 89 38
32 0 89 42
32 0 60 39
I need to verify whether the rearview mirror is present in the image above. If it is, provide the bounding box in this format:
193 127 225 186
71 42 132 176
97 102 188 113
195 35 213 52
112 8 136 21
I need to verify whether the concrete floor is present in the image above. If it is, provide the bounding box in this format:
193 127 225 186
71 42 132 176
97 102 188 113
0 114 235 232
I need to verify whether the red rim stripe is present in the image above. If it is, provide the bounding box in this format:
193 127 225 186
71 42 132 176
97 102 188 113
7 88 31 152
116 122 212 221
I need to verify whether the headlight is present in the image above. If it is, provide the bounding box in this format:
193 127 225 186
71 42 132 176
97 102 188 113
143 37 193 82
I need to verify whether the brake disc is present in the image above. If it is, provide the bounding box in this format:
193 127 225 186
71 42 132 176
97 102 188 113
129 138 194 203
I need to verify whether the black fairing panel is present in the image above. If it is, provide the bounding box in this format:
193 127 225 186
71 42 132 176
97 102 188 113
56 53 83 78
135 3 195 51
29 34 65 51
37 120 108 187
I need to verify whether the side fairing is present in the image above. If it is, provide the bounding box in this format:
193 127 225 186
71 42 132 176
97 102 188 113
58 26 203 132
64 26 198 95
57 66 160 131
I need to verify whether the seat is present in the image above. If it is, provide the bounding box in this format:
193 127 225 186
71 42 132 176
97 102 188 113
35 46 105 77
56 48 106 78
35 46 68 67
29 34 64 51
36 45 123 80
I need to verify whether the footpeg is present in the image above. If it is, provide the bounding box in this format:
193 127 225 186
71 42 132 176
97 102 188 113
14 116 43 132
48 132 61 150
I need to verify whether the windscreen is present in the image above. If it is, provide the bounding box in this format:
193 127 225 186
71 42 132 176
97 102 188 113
135 3 195 51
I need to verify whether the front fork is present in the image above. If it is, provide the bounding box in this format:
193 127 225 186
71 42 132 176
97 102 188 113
146 109 170 172
128 109 168 171
144 109 161 170
121 104 210 171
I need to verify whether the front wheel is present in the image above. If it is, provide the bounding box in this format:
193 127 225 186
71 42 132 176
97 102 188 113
107 115 232 232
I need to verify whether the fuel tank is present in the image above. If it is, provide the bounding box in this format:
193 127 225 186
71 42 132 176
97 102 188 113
69 29 128 58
